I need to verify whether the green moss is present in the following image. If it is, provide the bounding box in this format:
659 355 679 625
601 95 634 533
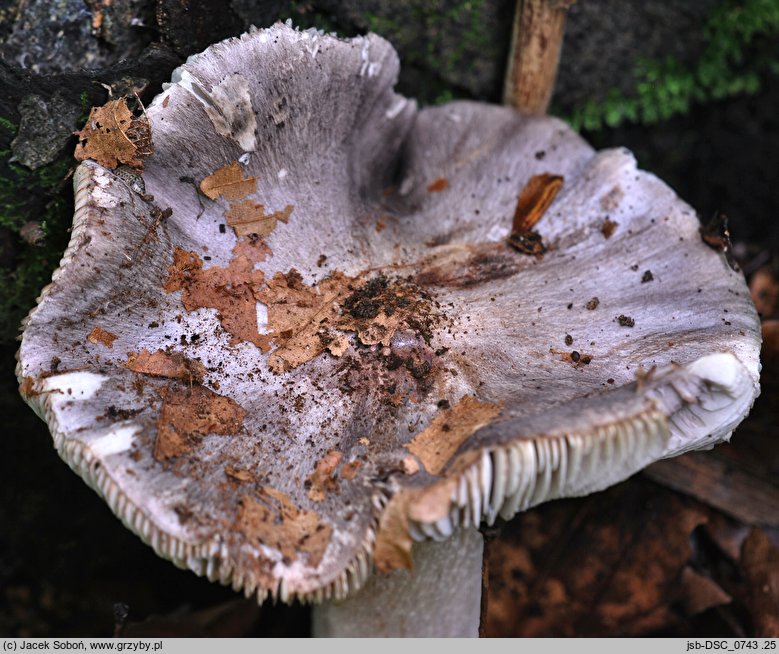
564 0 779 131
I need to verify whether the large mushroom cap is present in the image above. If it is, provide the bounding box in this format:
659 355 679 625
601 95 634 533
18 24 760 604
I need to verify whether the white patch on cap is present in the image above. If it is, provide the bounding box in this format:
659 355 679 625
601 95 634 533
256 302 268 332
91 423 139 458
43 371 106 401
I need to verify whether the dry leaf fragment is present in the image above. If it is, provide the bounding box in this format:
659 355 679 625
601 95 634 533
225 201 293 237
307 450 342 502
257 269 355 372
373 491 414 573
510 173 563 234
74 98 151 170
155 385 246 461
164 247 270 351
199 162 257 201
225 466 254 482
236 487 332 568
507 173 563 257
427 177 449 192
125 348 207 384
405 396 502 475
87 325 118 348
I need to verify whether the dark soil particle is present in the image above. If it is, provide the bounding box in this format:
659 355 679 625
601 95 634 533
565 334 573 346
586 297 600 310
617 315 635 327
641 270 654 283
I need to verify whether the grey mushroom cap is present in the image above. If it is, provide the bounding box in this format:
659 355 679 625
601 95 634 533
18 24 760 604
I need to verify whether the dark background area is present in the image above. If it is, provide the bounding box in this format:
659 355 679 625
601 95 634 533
1 0 777 637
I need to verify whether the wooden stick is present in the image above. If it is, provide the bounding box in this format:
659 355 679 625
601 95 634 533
503 0 575 115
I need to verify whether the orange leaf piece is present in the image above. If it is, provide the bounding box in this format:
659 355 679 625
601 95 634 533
199 162 257 201
74 98 151 170
405 396 501 475
125 348 207 384
225 201 293 237
510 173 563 234
154 385 246 461
87 325 118 348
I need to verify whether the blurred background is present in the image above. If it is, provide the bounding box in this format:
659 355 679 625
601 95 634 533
1 0 777 637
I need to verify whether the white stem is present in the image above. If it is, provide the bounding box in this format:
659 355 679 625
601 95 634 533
312 528 484 637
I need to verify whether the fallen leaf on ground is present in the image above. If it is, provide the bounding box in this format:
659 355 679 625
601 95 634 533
125 348 206 384
225 201 293 237
154 385 246 461
74 98 151 170
199 162 257 201
405 396 501 475
741 528 779 637
506 173 562 257
484 480 710 636
235 487 332 568
164 247 270 351
87 326 118 348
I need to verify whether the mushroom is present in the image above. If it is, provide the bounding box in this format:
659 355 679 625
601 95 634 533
17 24 760 637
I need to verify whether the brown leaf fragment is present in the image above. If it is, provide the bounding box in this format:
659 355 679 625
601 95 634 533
235 487 332 568
427 177 449 192
337 274 438 347
405 396 502 475
749 265 779 318
678 566 731 616
74 98 151 170
232 234 271 263
199 162 257 201
741 528 779 636
510 173 563 234
600 218 618 238
225 466 254 482
164 247 270 351
225 201 293 237
87 325 118 348
306 450 342 502
340 459 361 481
256 269 354 372
125 348 206 384
154 385 246 461
373 491 414 573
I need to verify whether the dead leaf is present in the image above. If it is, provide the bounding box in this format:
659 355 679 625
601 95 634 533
510 173 563 234
405 396 501 475
87 325 118 348
199 162 257 201
337 274 438 347
125 348 206 384
600 218 618 239
506 173 562 258
154 385 246 461
256 269 354 372
225 201 293 237
74 98 151 170
427 177 449 192
232 234 272 263
164 247 270 351
235 487 332 568
340 459 361 480
741 528 779 637
484 480 709 636
373 491 414 573
225 466 254 482
306 450 342 502
750 266 779 319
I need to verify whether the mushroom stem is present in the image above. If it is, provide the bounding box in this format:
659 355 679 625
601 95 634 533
312 528 484 637
503 0 575 114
